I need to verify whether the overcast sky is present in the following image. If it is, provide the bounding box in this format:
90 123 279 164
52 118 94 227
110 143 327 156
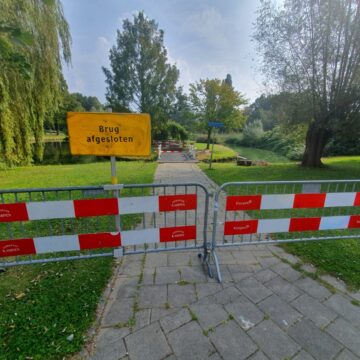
62 0 266 104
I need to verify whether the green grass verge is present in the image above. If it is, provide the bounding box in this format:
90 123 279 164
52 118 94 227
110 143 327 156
200 156 360 290
0 161 157 359
227 145 291 163
195 143 237 161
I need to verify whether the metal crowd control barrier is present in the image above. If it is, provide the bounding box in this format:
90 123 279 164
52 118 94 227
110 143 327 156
211 180 360 282
0 183 212 275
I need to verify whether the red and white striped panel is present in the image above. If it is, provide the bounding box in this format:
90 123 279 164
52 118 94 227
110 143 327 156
0 194 197 223
224 215 360 236
0 225 197 258
226 192 360 211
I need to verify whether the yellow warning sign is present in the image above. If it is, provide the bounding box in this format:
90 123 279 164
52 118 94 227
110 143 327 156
67 112 151 157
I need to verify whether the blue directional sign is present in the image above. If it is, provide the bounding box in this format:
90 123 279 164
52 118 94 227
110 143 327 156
208 121 224 128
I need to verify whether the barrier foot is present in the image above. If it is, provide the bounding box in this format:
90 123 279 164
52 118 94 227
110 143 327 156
211 250 222 283
200 248 222 282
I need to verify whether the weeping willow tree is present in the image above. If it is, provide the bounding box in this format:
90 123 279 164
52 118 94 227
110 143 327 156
0 0 71 165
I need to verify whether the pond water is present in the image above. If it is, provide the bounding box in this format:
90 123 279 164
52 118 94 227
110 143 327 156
39 141 108 164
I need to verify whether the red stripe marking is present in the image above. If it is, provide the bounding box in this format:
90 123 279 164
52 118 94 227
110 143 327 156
0 239 35 258
289 217 321 232
348 215 360 229
354 193 360 206
293 193 326 209
159 225 196 242
0 203 29 223
159 194 197 212
224 220 258 235
226 195 262 211
74 198 118 217
78 232 121 250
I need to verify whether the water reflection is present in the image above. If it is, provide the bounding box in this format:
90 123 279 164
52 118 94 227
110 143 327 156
39 141 108 164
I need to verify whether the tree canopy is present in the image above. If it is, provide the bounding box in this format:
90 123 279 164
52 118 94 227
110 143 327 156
254 0 360 167
103 11 179 137
189 77 247 148
0 0 71 166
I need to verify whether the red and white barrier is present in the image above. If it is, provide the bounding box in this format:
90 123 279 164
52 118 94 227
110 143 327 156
0 194 197 223
224 215 360 236
226 192 360 211
0 225 197 258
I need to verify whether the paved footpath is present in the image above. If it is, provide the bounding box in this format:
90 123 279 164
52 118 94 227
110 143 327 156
82 163 360 360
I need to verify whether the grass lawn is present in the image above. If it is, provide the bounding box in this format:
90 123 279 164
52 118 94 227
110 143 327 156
195 142 237 161
226 145 291 163
200 156 360 290
0 161 157 359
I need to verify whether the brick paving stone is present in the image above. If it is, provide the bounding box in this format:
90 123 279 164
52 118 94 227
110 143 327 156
155 267 180 285
301 263 317 274
190 303 228 329
142 268 155 285
90 328 129 360
265 276 302 302
291 294 337 328
336 349 360 360
102 298 133 326
114 276 138 299
249 320 300 360
209 321 258 360
180 265 208 282
255 269 278 284
292 350 315 360
217 265 234 282
278 252 300 264
144 253 168 268
258 294 302 329
168 284 196 307
225 298 264 331
121 260 142 276
125 322 171 360
248 351 269 360
228 263 262 274
212 285 243 305
324 294 360 327
217 251 236 264
236 277 273 303
271 262 302 282
326 318 360 357
159 308 191 333
208 353 222 360
139 285 167 308
150 307 178 323
168 253 190 266
295 277 332 301
231 251 258 264
257 256 280 268
195 283 222 299
320 274 347 293
167 321 215 360
288 319 343 360
133 309 151 331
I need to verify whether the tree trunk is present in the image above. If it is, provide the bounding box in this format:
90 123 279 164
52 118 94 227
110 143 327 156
206 127 212 150
301 123 329 167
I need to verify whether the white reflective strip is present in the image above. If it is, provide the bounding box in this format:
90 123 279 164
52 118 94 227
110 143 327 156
118 196 159 214
319 216 350 230
27 201 75 220
34 235 80 254
261 194 294 210
257 218 290 234
121 228 159 246
324 193 356 208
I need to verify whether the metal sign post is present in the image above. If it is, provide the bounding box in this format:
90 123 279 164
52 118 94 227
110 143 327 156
208 121 224 170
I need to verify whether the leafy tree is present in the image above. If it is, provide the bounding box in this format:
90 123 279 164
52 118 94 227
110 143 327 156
254 0 360 167
103 11 179 136
0 0 71 165
189 78 247 149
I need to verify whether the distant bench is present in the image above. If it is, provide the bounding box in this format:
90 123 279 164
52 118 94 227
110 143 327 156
236 155 252 166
